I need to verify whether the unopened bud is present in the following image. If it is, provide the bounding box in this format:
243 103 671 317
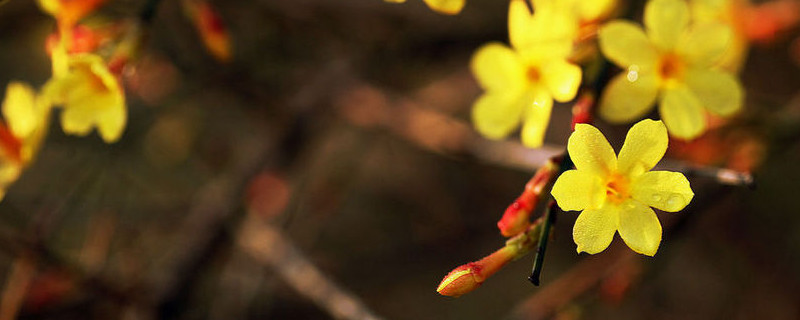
437 246 515 297
497 160 557 237
570 93 594 130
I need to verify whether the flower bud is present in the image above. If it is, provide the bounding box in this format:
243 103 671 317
437 246 516 297
497 160 556 237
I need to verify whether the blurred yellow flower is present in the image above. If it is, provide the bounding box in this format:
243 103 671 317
0 82 52 200
690 0 750 72
384 0 465 15
471 0 581 148
37 0 106 29
551 119 693 256
44 54 127 143
598 0 743 140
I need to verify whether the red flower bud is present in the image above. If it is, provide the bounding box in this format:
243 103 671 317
437 246 515 297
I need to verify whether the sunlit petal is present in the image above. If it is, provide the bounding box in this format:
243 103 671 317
618 200 662 256
599 73 659 124
677 23 733 68
684 68 743 116
520 88 553 148
471 92 524 140
541 60 581 102
552 169 606 211
644 0 689 50
599 21 659 68
470 43 526 92
659 86 706 140
573 205 618 254
617 119 668 177
2 82 38 138
631 171 694 212
422 0 465 15
568 123 617 175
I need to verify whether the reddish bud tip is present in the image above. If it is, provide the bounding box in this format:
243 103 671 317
498 200 531 237
436 263 481 297
437 247 515 297
570 94 594 130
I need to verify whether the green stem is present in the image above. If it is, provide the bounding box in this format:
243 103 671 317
528 154 573 286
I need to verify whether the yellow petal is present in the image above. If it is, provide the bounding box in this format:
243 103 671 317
520 88 553 148
644 0 689 50
598 21 659 68
470 43 526 92
60 103 95 136
676 23 733 67
551 169 606 211
471 92 524 140
617 200 662 256
2 82 38 138
599 73 659 123
510 0 575 55
568 123 617 175
541 60 581 102
578 0 616 22
384 0 406 3
422 0 465 15
508 0 535 50
684 68 743 117
617 119 668 177
659 86 706 140
96 97 127 143
631 171 694 212
573 206 618 254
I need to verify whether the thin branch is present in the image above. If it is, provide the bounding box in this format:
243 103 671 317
237 214 384 320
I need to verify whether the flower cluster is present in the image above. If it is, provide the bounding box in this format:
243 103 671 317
0 0 131 199
598 0 743 140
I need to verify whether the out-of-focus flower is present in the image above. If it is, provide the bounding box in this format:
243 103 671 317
183 0 232 62
0 82 51 200
37 0 106 29
471 0 581 148
44 54 126 143
692 0 800 71
551 119 694 256
45 25 101 56
598 0 744 140
384 0 465 15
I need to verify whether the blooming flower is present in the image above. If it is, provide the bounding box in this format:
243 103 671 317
598 0 744 140
471 0 581 148
551 119 694 256
37 0 107 29
0 82 52 200
383 0 465 15
43 54 127 143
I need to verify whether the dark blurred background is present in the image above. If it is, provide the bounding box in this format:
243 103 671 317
0 0 799 319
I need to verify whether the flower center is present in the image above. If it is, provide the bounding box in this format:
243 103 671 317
526 67 541 83
605 174 630 205
657 53 685 84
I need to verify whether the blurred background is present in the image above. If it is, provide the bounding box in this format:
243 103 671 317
0 0 799 319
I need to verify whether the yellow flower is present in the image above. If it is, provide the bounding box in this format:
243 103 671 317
37 0 106 29
533 0 617 26
44 54 127 143
690 0 750 72
0 82 52 201
383 0 465 15
597 0 744 140
471 0 581 148
551 119 694 256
